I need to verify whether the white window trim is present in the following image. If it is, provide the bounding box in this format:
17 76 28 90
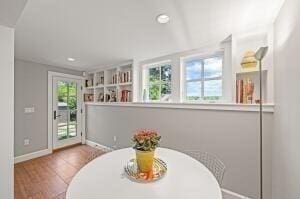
142 60 172 102
181 50 225 103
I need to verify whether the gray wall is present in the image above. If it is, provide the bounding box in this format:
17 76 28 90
0 25 14 199
86 105 273 199
14 59 82 156
273 0 300 198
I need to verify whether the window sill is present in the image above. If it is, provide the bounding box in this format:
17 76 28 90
85 102 275 113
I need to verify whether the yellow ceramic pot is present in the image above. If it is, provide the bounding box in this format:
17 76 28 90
136 150 155 172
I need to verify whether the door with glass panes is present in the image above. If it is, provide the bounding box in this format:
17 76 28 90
52 76 82 149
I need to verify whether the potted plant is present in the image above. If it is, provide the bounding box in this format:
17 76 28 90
132 130 161 172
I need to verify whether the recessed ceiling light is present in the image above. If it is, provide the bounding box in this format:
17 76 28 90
67 57 75 62
156 14 170 24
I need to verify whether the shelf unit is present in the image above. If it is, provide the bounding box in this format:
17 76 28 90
84 61 133 103
232 26 274 104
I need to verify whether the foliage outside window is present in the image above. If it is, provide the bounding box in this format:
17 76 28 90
184 53 223 101
144 62 172 102
57 81 78 140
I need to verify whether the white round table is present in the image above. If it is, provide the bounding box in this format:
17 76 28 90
66 148 222 199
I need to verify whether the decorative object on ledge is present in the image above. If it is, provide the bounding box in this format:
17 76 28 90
97 92 104 102
84 93 94 102
241 50 258 72
85 79 93 87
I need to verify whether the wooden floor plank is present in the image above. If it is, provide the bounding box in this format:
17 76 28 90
14 145 104 199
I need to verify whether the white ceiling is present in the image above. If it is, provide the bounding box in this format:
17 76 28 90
15 0 285 70
0 0 27 27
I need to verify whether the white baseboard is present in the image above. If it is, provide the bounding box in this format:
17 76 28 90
222 189 251 199
14 149 52 164
86 140 114 152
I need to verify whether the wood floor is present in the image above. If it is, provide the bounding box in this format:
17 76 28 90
14 145 104 199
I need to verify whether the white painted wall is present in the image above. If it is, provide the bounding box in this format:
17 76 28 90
273 0 300 198
86 105 273 199
0 25 14 199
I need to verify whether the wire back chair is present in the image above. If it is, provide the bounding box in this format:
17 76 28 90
185 151 226 185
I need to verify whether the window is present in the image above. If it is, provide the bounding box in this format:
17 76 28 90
143 62 172 102
183 53 223 101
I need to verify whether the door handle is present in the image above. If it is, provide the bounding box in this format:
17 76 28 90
54 110 62 120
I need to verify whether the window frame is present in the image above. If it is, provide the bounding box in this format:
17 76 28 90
181 51 224 103
142 60 172 102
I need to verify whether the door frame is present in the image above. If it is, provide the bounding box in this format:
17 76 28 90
48 71 85 151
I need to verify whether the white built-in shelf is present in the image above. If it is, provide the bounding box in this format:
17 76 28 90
105 84 118 87
94 85 104 89
119 82 132 86
232 26 274 104
236 69 268 75
84 61 133 103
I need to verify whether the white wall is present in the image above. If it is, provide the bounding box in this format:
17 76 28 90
273 0 300 198
0 25 14 199
86 105 273 199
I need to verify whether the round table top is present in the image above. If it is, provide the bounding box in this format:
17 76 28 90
66 148 222 199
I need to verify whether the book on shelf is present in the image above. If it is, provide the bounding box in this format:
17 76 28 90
119 70 131 83
236 80 244 103
236 78 255 104
111 73 118 84
120 90 131 102
96 76 104 86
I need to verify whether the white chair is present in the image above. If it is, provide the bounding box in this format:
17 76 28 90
185 151 225 185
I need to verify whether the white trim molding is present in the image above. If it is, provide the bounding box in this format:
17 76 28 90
85 140 114 152
85 102 275 113
14 149 52 164
222 189 251 199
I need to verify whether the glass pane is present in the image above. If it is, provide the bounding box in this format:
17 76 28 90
69 82 77 97
149 84 160 101
161 83 171 102
58 96 68 104
70 109 77 123
58 125 68 140
69 110 77 138
56 80 78 141
186 81 201 100
68 96 77 110
161 64 171 82
204 57 222 78
69 122 77 138
57 109 69 140
149 67 160 84
204 79 222 100
185 59 202 81
58 81 68 97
